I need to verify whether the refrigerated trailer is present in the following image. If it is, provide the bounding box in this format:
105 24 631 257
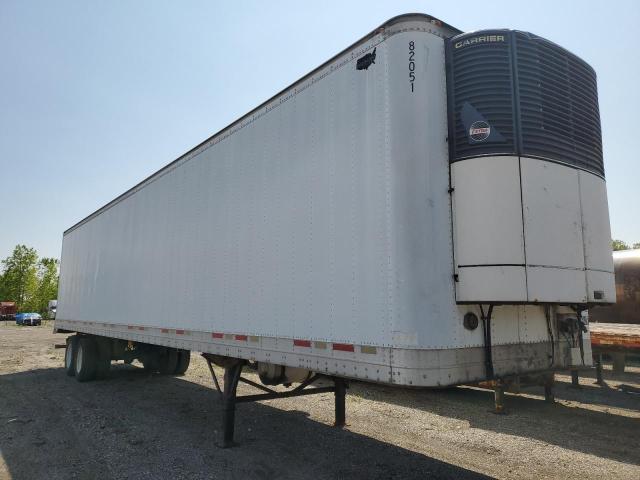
55 13 615 446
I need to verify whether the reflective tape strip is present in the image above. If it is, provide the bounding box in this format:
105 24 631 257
138 327 145 331
361 345 377 354
294 339 312 347
161 328 170 333
212 332 223 339
235 335 248 341
332 343 354 352
176 330 185 335
127 326 134 330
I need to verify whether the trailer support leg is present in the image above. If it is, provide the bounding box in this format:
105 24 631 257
544 374 555 403
334 377 346 427
493 380 506 414
594 354 604 385
203 353 348 448
219 360 244 448
571 370 580 387
612 353 626 374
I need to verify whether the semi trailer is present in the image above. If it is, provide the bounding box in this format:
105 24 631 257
55 13 615 446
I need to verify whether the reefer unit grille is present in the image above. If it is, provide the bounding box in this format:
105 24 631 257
447 32 516 158
446 30 604 177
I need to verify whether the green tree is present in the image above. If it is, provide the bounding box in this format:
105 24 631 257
30 258 59 316
0 245 39 310
612 239 630 251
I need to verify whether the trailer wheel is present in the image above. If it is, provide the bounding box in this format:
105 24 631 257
75 337 98 382
174 350 191 375
95 341 111 379
158 349 179 375
141 353 160 372
64 336 79 376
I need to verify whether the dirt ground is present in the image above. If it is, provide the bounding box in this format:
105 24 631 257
0 323 638 480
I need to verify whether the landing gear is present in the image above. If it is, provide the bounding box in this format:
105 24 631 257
612 353 626 374
594 354 605 385
570 369 580 387
544 374 555 403
203 354 348 448
219 359 243 448
493 379 506 414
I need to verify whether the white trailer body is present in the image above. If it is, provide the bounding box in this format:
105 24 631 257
55 14 614 387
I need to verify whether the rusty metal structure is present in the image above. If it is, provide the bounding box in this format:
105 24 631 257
590 249 640 324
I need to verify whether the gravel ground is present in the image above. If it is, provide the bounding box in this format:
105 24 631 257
0 322 638 480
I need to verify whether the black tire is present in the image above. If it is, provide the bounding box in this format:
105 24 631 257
174 350 191 375
142 352 160 372
95 358 110 379
158 349 179 375
65 336 79 377
75 337 98 382
95 337 111 378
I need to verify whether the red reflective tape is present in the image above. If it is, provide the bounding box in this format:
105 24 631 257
127 326 134 330
176 329 185 335
138 327 145 331
212 332 223 339
294 339 311 347
332 343 354 352
235 335 248 341
161 328 169 333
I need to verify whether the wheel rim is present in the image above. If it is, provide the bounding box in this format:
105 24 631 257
75 343 83 372
65 344 72 369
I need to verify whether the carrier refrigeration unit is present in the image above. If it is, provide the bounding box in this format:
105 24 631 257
56 13 615 446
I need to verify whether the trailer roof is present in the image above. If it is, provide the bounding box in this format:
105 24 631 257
64 13 460 235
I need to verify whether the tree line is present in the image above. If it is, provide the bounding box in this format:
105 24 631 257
612 240 640 251
0 245 59 315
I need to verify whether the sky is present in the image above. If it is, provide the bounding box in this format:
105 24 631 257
0 0 638 260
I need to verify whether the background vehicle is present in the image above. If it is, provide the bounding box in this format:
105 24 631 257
0 301 17 321
55 14 615 445
48 299 57 319
15 312 42 326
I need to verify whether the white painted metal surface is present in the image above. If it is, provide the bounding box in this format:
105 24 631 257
59 20 460 350
451 156 527 302
56 15 606 387
452 155 615 304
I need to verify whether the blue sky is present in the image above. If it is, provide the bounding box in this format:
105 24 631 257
1 0 638 260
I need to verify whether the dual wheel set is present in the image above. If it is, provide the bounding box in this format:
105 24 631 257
64 334 191 382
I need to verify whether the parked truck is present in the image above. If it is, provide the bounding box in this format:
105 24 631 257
48 299 58 319
55 13 615 447
0 301 17 321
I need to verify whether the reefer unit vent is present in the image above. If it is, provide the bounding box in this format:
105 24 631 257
446 30 604 178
